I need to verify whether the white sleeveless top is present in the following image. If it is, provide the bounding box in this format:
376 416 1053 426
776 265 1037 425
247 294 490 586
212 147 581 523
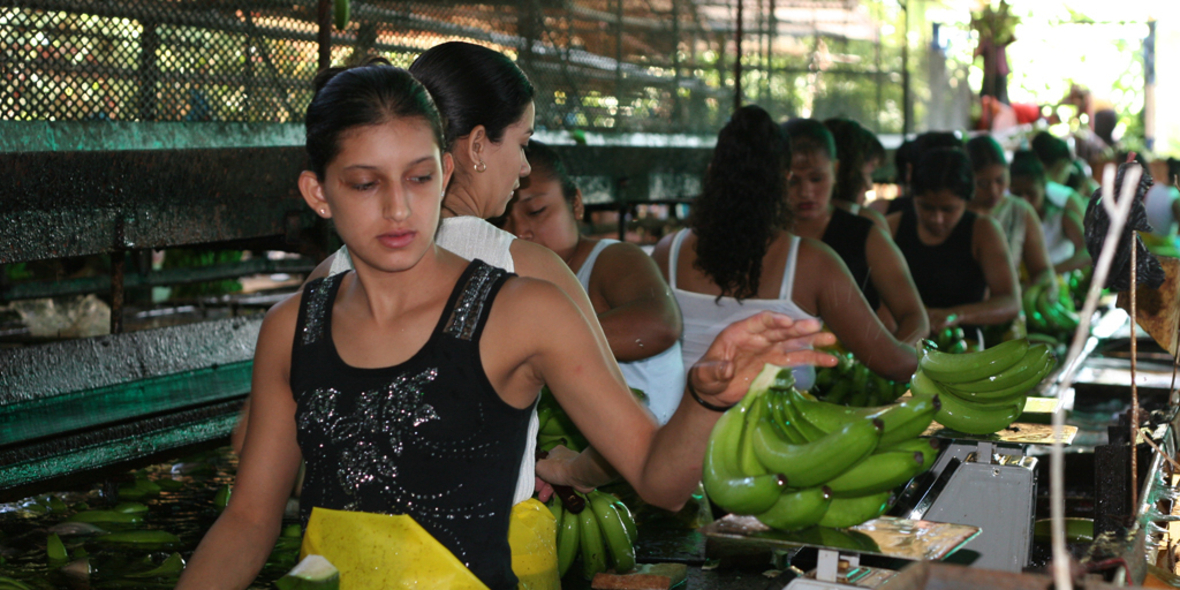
575 240 686 425
667 229 820 390
327 216 538 506
990 195 1028 265
1143 184 1179 238
1042 182 1075 265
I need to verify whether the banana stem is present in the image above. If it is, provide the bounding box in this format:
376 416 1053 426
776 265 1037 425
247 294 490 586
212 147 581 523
1049 163 1142 590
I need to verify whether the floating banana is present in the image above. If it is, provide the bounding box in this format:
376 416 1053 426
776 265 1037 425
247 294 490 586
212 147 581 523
818 491 893 529
918 338 1028 384
755 486 832 532
751 418 882 488
825 450 926 497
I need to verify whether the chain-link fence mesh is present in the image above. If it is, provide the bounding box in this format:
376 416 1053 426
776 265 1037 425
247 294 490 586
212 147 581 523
4 0 909 136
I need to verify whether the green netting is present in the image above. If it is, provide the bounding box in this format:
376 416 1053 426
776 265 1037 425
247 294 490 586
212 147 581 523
3 0 906 135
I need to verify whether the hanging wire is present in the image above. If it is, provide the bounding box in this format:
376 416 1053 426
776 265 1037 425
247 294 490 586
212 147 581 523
1049 163 1142 590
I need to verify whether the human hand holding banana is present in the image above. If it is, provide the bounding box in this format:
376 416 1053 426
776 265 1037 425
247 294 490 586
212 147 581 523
689 312 837 409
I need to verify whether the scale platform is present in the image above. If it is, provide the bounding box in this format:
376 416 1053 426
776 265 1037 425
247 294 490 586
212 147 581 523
921 421 1077 446
700 515 980 589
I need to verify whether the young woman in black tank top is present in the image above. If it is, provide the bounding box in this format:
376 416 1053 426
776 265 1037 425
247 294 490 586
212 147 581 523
177 62 837 590
780 118 929 347
887 148 1020 332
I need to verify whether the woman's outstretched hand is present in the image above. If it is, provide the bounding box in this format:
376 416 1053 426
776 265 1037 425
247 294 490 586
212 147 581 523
689 312 837 409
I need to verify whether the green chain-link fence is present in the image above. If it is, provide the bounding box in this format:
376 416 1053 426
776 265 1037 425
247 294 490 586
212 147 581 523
4 0 908 136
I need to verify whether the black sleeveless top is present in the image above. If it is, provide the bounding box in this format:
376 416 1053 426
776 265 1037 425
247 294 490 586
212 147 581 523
290 260 531 590
822 207 879 309
894 205 987 309
886 195 913 215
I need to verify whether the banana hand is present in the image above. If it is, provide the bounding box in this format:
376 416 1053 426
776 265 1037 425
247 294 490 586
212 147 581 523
588 491 635 573
703 392 789 514
918 339 1028 384
755 486 833 532
751 418 883 488
818 491 894 529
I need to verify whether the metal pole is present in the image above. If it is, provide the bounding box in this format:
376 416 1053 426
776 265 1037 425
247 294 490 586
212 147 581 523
767 0 776 106
671 0 682 124
110 220 125 335
1144 20 1156 151
901 0 911 135
317 0 332 71
138 20 158 120
734 0 743 110
615 0 624 130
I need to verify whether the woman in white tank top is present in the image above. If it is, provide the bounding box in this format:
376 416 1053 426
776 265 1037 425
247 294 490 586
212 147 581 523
256 43 628 507
652 106 918 387
504 141 686 424
1008 150 1092 274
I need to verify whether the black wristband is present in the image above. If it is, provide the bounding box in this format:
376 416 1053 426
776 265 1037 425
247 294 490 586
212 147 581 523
687 379 736 412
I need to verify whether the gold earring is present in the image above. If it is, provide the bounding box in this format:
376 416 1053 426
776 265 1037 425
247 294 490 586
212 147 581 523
475 160 487 173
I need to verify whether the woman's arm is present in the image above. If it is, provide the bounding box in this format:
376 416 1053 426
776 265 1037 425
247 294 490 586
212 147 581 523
1053 203 1092 274
590 242 682 362
929 216 1020 329
862 225 929 346
177 299 305 589
855 204 890 232
512 239 628 385
1019 203 1056 287
796 239 917 381
497 280 834 511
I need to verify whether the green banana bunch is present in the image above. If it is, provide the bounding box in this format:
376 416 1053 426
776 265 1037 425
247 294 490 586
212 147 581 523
811 353 910 407
536 387 589 453
818 491 894 529
548 490 638 579
915 338 1055 435
704 365 939 532
755 486 833 531
786 388 939 448
1023 280 1080 341
703 366 791 515
537 387 648 453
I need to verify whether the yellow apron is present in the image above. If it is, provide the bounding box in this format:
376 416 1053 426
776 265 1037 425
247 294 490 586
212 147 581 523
300 498 559 590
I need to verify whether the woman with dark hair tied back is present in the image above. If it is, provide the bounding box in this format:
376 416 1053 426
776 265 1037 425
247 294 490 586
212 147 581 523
180 60 834 590
887 148 1020 332
782 118 928 347
824 117 887 208
653 106 917 387
964 135 1055 293
869 131 963 216
1009 149 1091 273
1031 131 1088 215
297 42 638 525
504 140 686 424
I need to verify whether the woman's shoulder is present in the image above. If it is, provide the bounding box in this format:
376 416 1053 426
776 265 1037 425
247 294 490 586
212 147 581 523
256 284 309 347
650 229 689 267
855 204 890 231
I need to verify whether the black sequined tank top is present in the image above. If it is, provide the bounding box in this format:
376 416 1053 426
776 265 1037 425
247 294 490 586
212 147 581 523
894 205 987 309
821 207 880 309
290 260 531 590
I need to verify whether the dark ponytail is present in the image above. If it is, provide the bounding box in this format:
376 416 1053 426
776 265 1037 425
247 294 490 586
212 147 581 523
1009 149 1046 183
913 148 974 201
965 135 1007 171
524 140 578 204
690 104 790 301
409 42 535 150
305 57 445 178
